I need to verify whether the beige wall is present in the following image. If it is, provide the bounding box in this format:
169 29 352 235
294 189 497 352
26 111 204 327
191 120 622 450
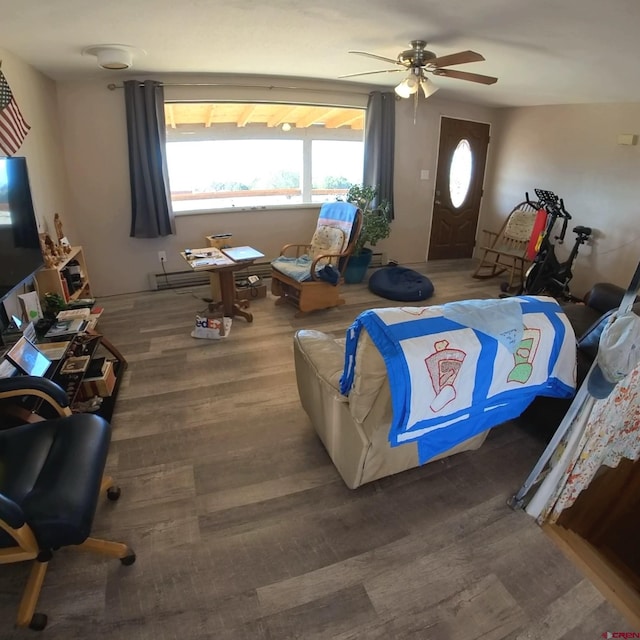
6 48 639 301
0 49 71 319
0 49 72 241
54 75 498 297
393 96 496 265
481 104 640 297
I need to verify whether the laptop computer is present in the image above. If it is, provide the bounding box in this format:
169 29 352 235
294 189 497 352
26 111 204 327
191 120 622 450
221 246 265 262
4 336 53 378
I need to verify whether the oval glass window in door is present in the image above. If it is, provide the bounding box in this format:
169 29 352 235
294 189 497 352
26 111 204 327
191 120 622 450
449 139 473 208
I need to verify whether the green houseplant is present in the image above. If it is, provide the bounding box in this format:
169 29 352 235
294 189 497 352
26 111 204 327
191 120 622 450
344 184 391 284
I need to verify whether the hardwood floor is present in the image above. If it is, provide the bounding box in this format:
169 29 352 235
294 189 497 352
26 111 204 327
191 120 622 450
0 260 628 638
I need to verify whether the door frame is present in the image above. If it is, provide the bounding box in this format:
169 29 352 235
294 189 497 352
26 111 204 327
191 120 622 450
426 115 492 260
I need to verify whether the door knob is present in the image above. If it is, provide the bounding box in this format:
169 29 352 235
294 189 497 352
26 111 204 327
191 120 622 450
434 200 441 205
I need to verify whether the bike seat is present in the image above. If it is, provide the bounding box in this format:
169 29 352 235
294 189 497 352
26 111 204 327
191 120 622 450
573 225 592 236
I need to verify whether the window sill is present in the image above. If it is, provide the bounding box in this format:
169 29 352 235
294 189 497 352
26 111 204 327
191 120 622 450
173 202 324 216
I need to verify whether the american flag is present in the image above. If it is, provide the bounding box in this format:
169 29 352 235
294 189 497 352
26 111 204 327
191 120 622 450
0 70 31 156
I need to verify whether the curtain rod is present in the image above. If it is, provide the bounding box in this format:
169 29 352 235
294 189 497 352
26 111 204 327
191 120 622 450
106 81 372 96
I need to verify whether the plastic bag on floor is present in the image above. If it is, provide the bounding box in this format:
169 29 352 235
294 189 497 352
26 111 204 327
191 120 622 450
191 314 232 340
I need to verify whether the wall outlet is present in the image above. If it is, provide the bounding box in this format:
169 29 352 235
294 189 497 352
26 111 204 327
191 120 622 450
158 251 167 263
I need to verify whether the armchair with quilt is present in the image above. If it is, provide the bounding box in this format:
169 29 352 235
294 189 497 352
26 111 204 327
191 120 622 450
271 201 362 316
294 297 577 489
0 375 135 631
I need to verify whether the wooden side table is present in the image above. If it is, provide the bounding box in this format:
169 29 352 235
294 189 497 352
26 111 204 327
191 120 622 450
180 247 264 323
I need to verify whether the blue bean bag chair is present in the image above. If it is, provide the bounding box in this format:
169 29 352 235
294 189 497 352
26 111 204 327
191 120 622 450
368 266 434 302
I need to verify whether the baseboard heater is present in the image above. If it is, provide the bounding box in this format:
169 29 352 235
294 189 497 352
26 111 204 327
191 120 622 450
148 252 386 291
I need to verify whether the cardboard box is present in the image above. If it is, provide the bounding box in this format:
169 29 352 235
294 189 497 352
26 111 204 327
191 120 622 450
236 284 267 301
81 359 116 398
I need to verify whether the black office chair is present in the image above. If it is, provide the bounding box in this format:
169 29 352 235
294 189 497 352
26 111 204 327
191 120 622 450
0 375 135 631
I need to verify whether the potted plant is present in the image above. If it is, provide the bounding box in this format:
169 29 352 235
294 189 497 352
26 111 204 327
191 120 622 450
343 184 391 284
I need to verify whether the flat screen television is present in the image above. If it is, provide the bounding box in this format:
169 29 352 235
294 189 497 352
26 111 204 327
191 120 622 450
0 156 43 301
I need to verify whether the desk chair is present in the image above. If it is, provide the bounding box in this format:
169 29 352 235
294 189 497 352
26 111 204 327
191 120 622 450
0 376 134 631
271 202 362 316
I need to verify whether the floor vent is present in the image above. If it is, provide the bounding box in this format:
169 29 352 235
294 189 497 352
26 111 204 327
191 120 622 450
148 253 385 291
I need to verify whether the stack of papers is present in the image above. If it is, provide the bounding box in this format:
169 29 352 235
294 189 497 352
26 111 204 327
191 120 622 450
183 248 235 269
57 308 91 321
45 318 88 339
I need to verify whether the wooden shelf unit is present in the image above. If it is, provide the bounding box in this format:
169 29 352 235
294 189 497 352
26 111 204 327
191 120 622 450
35 246 92 302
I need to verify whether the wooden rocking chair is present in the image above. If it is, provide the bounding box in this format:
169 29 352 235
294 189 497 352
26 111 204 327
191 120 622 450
472 201 539 290
271 203 362 316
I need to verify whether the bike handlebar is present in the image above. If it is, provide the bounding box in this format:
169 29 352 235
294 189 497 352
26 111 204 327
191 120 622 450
526 189 572 220
525 188 573 243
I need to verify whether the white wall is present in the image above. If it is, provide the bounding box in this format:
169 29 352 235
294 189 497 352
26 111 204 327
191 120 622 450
481 104 640 297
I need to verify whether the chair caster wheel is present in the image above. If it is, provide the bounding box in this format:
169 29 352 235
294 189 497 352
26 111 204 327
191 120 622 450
29 613 48 631
120 551 136 566
106 486 121 501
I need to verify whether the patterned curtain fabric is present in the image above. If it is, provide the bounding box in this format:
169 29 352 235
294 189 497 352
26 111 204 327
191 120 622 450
363 91 395 219
124 80 174 238
526 364 640 523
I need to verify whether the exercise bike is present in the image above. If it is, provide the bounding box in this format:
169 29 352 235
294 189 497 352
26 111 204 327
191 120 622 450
521 188 592 301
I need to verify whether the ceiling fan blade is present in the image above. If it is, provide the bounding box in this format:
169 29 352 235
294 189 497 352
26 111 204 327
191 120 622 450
433 68 498 85
348 50 402 65
339 68 404 79
428 50 485 68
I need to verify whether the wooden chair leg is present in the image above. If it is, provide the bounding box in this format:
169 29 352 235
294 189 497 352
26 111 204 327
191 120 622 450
77 537 134 560
99 475 114 493
16 560 48 628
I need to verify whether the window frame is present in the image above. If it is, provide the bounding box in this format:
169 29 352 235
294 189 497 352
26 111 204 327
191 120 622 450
164 101 365 215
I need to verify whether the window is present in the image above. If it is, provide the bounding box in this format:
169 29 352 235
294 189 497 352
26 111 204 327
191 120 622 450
449 139 473 208
164 102 365 213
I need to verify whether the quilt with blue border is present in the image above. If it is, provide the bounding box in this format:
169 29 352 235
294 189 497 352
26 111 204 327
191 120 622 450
339 296 576 463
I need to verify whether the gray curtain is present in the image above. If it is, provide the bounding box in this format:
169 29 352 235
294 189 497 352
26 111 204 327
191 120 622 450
124 80 174 237
363 91 395 218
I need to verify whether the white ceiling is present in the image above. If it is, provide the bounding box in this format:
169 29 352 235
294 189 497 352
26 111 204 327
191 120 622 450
2 0 640 108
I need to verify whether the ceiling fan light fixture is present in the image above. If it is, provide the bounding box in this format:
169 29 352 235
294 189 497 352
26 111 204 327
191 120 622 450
420 77 439 99
395 74 419 99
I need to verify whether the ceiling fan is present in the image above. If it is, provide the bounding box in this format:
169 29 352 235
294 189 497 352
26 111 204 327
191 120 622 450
340 40 498 99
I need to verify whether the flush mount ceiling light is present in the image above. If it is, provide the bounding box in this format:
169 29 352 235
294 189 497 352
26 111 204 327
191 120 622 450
82 44 144 70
